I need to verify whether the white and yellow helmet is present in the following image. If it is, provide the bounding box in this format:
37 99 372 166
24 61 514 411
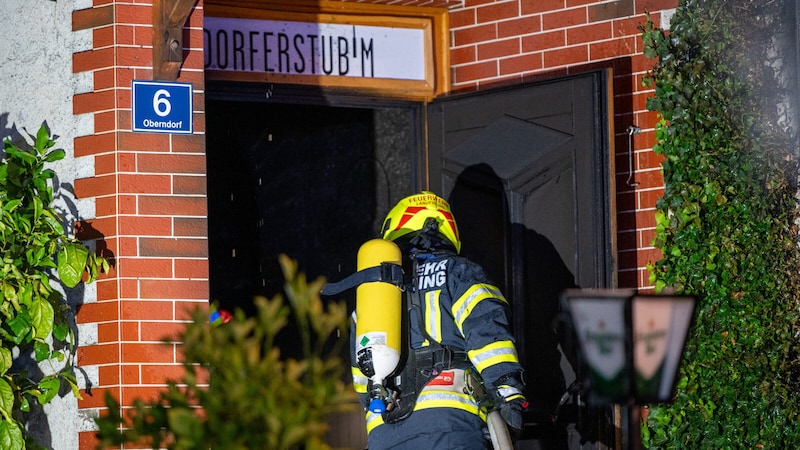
380 191 461 254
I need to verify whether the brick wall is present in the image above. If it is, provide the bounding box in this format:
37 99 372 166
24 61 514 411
447 0 677 290
71 1 207 447
68 0 672 447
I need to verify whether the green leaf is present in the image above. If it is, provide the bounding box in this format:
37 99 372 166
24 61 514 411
0 419 24 450
29 296 54 341
0 349 11 376
57 242 89 288
0 379 14 414
33 340 51 363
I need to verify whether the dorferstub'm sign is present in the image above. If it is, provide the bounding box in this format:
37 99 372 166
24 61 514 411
203 16 426 81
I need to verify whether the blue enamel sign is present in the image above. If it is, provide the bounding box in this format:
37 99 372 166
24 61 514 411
132 81 193 134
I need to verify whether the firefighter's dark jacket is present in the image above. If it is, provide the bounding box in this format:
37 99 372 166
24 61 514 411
350 251 523 443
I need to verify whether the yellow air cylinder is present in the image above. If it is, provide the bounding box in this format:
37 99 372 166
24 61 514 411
355 238 403 413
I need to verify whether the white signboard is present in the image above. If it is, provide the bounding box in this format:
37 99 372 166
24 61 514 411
204 17 426 81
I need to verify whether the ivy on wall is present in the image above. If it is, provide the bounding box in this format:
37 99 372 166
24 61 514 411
641 0 800 447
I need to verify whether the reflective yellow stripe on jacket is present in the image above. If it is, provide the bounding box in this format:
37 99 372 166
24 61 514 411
451 283 507 334
468 340 520 373
352 366 368 395
365 388 486 434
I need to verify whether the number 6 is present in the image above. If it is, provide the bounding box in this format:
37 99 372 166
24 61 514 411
153 89 172 117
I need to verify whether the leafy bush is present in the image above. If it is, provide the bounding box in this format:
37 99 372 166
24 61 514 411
95 255 355 450
1 125 108 449
642 1 800 447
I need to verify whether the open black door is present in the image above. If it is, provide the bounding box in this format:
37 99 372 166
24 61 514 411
427 70 617 449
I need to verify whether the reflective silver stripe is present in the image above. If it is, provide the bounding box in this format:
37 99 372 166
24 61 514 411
452 284 506 333
424 290 442 342
468 340 519 372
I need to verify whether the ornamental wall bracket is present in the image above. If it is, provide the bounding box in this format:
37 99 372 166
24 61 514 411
152 0 199 81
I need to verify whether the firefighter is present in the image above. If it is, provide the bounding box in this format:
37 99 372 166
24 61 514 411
351 191 527 449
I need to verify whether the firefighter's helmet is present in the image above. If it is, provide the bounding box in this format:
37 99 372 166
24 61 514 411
381 191 461 254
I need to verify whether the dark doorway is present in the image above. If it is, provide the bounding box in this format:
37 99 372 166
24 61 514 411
205 97 419 316
428 70 616 449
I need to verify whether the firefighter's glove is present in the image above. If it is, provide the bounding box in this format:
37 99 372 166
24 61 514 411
491 374 528 438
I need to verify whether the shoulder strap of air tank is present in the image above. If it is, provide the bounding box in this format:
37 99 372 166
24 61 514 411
320 262 404 296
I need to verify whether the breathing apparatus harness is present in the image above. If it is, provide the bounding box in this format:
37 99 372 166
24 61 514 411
381 218 473 423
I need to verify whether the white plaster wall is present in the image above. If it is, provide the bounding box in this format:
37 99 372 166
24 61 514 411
0 1 98 449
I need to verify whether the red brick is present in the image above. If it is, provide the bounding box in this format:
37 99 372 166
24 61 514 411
119 174 171 194
639 228 657 249
636 0 678 15
522 30 565 52
121 300 175 321
134 24 153 47
95 111 116 133
590 36 636 60
120 278 140 298
93 26 114 48
118 46 152 67
117 88 132 109
121 363 140 385
118 195 138 214
122 342 176 364
76 300 120 324
78 343 120 365
521 0 564 15
74 133 116 157
121 321 140 341
140 237 208 258
499 53 542 75
139 279 209 300
118 236 140 258
72 5 114 31
477 1 519 23
119 216 173 237
115 3 153 25
454 60 498 84
118 132 170 152
589 0 633 22
116 24 136 46
116 68 137 89
171 133 206 153
75 174 116 198
117 152 136 172
94 154 116 175
498 15 542 38
567 22 612 45
93 68 115 91
141 322 187 342
453 23 497 47
138 153 206 174
97 322 120 342
98 364 121 385
173 176 207 195
174 217 207 237
118 255 172 281
174 258 209 278
543 45 588 67
73 47 115 74
94 279 119 302
449 8 476 28
191 111 206 133
176 300 209 321
477 37 520 60
78 387 118 410
450 45 477 65
138 196 207 216
122 385 176 404
142 363 187 384
542 8 587 31
74 90 115 115
79 432 100 450
638 188 663 211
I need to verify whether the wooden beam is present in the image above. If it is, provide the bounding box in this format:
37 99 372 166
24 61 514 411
152 0 199 81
